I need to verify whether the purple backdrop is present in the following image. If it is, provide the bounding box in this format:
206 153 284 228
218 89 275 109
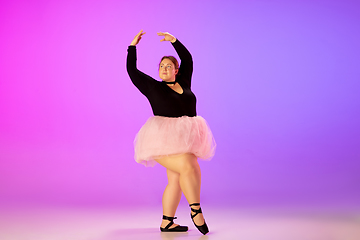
1 0 359 207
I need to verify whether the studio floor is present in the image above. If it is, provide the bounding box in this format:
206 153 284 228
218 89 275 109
0 204 359 240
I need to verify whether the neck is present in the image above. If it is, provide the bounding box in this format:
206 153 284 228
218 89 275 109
163 80 176 85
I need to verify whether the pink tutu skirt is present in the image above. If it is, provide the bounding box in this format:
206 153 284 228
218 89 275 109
134 116 216 167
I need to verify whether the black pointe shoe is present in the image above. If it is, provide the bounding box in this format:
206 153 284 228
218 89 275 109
160 215 188 232
189 203 209 235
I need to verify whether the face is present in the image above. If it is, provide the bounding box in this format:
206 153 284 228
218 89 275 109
159 58 178 82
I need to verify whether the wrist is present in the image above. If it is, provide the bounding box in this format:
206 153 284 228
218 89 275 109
170 38 177 43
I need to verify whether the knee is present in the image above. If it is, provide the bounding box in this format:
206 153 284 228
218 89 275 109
167 181 181 192
180 162 200 176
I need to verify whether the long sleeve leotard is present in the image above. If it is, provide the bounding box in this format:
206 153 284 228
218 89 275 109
126 40 197 117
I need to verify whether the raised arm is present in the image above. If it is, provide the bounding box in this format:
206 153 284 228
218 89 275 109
130 29 146 46
127 30 156 96
157 32 193 87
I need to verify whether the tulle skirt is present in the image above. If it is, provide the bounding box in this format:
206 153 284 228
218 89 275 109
134 115 216 167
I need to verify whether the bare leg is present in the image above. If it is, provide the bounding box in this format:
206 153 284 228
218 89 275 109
156 153 205 226
160 169 182 228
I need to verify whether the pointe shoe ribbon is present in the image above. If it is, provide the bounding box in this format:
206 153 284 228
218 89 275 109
160 215 188 232
189 203 209 235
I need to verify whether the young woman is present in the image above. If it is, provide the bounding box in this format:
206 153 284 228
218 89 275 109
126 30 215 235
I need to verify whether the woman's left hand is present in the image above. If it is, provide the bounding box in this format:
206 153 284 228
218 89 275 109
157 32 177 43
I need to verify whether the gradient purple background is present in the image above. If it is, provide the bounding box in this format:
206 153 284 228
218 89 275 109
1 0 359 207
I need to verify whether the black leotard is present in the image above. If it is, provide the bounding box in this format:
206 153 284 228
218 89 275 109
126 40 197 117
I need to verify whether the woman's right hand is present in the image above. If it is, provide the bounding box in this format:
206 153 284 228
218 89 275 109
130 30 146 46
